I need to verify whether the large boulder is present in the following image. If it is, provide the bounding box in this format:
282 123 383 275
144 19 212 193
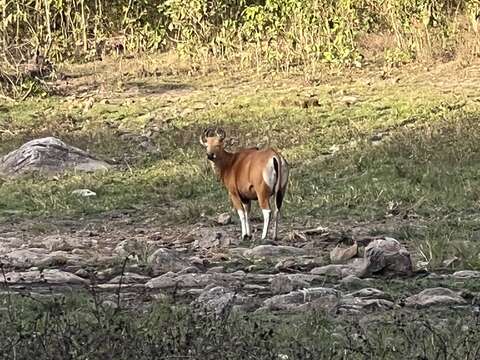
0 137 110 176
361 237 412 277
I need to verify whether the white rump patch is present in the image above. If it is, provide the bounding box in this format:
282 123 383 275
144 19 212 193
262 157 278 191
280 157 289 188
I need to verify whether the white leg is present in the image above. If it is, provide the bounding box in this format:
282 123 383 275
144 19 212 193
272 209 279 240
243 203 251 238
261 209 271 240
237 209 247 239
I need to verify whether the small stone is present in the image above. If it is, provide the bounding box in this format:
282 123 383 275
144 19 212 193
330 243 358 264
274 257 322 272
346 288 389 300
177 266 200 275
75 268 90 278
207 266 224 273
72 189 96 197
405 287 467 308
270 275 309 295
338 296 394 313
370 133 384 142
339 275 371 290
245 245 306 258
216 213 232 225
340 95 359 106
83 98 94 113
193 229 240 249
310 264 359 278
452 270 480 279
108 272 151 284
101 300 118 309
263 287 339 311
191 286 248 316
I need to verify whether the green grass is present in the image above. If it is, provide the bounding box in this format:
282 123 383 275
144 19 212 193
1 57 480 269
0 291 478 360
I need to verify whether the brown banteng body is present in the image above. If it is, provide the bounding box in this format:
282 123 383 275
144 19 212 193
200 128 289 241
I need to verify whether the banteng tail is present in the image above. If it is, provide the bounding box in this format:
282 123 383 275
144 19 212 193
272 157 284 210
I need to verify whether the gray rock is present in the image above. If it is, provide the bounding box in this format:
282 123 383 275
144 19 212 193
270 274 310 295
108 272 151 284
452 270 480 279
346 288 390 300
245 245 306 258
147 248 190 276
337 296 394 313
75 268 90 278
45 251 84 267
340 95 359 106
339 275 372 289
0 137 110 177
113 239 142 256
263 287 340 311
330 243 358 264
310 264 359 278
229 247 249 257
145 272 243 289
177 266 201 275
101 300 119 309
216 213 232 225
1 249 48 268
36 235 92 251
207 266 224 273
274 257 323 272
193 229 240 249
405 287 467 308
1 248 85 269
1 269 88 285
71 189 97 197
192 286 247 316
362 237 412 277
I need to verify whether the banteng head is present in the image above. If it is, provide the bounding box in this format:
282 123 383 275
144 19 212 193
199 127 226 161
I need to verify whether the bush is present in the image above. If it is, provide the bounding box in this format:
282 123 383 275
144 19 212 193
1 1 480 68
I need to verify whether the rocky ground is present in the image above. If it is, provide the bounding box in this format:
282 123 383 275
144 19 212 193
2 59 480 329
0 208 478 319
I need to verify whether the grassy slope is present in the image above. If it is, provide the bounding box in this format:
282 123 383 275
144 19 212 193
1 55 480 269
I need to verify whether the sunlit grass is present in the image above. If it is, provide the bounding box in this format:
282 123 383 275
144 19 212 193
1 59 480 269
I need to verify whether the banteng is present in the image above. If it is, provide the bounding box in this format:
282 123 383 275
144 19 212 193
200 128 289 241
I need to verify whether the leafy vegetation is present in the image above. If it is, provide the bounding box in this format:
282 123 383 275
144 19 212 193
1 0 480 68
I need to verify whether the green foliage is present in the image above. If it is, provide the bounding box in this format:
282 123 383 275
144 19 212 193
1 0 480 67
